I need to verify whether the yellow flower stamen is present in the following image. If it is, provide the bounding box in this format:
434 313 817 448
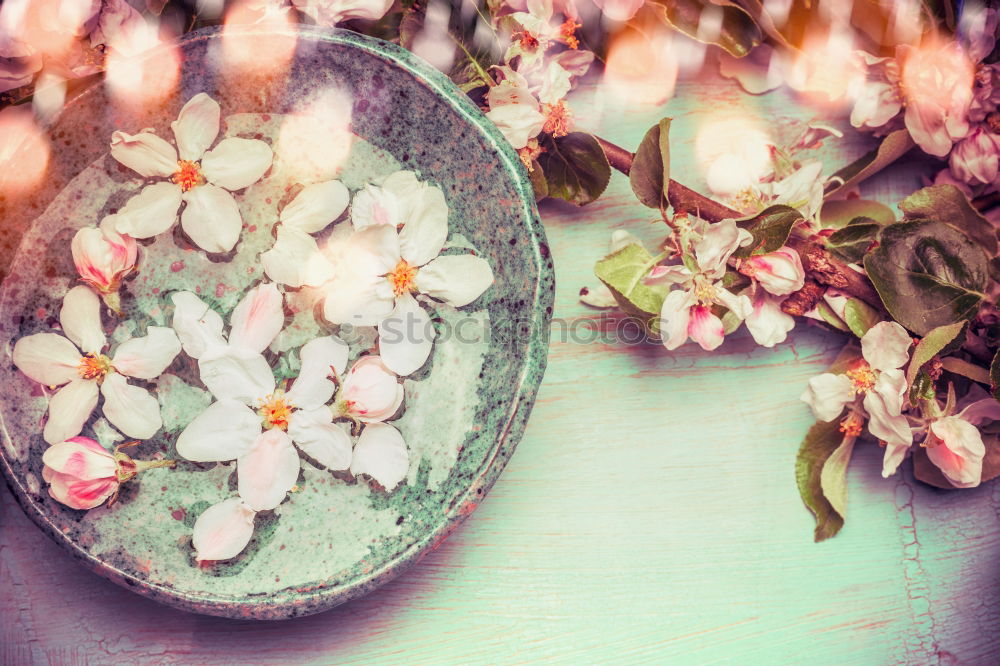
560 18 581 49
259 392 293 431
839 411 864 437
77 353 112 381
542 101 572 138
172 160 205 192
387 259 418 296
845 360 876 393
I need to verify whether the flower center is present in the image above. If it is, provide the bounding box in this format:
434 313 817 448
839 411 864 437
559 18 581 49
693 277 717 306
518 138 545 171
846 360 876 393
387 259 418 296
77 353 112 381
259 392 294 431
542 101 572 138
516 30 539 50
172 160 205 192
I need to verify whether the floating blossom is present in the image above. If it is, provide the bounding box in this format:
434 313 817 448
800 321 913 475
42 436 174 509
260 180 349 288
332 355 404 424
109 93 273 253
899 42 974 157
323 170 494 375
191 497 257 562
12 286 180 444
349 422 409 491
70 215 138 312
645 219 753 351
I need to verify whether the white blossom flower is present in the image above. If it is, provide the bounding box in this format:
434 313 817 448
260 180 348 288
350 422 409 491
744 288 795 349
191 497 257 562
109 93 273 253
323 170 494 375
332 355 403 423
172 284 354 512
12 285 181 444
645 219 753 351
800 321 913 475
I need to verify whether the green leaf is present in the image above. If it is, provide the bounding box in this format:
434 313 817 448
825 129 915 197
940 356 991 384
825 217 881 263
594 243 668 333
528 161 548 201
899 184 998 255
629 119 671 209
538 133 612 206
992 350 1000 401
863 220 989 336
820 199 895 229
732 205 803 258
819 435 856 521
842 298 881 338
795 419 849 542
905 320 966 387
650 0 763 57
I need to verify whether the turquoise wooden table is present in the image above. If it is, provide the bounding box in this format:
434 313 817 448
3 78 999 664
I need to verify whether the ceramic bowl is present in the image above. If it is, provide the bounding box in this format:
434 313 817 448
0 25 553 619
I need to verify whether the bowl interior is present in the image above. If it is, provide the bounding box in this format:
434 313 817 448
0 26 553 619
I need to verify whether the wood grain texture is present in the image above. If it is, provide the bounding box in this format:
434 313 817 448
3 77 1000 665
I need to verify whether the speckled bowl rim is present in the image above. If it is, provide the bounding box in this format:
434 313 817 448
0 25 554 620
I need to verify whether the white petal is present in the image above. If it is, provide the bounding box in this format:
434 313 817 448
341 223 402 275
170 92 220 162
713 286 752 320
261 227 335 288
13 333 82 387
109 130 177 178
100 372 162 439
927 416 985 488
744 291 795 348
351 184 402 230
881 440 911 478
695 219 752 278
176 398 261 462
228 283 285 354
111 326 181 380
42 437 115 480
200 137 273 191
484 103 545 150
861 321 912 371
863 390 913 450
800 373 855 422
341 355 403 423
280 180 349 234
286 335 348 410
350 423 409 490
658 289 694 351
114 182 182 239
170 291 226 359
181 185 243 253
287 408 352 470
414 254 493 307
60 285 105 355
873 368 907 416
237 428 300 511
377 293 435 376
957 399 1000 426
192 498 256 562
43 379 99 445
198 345 275 404
398 184 448 266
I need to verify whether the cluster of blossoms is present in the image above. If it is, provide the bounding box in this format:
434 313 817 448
11 92 493 564
802 322 1000 489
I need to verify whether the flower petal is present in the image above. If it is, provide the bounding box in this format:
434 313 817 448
192 498 256 562
687 305 726 351
109 130 177 178
12 333 82 387
800 373 855 422
286 335 348 410
881 440 911 478
198 345 275 404
714 287 752 320
927 416 985 488
59 285 105 355
351 184 402 230
176 398 261 462
181 185 243 254
414 254 493 307
237 428 300 511
350 422 409 491
280 180 349 234
863 390 913 450
111 326 181 380
872 368 907 416
113 182 182 239
341 355 403 423
228 283 285 354
377 293 434 376
100 372 162 439
398 184 449 266
744 291 795 348
200 137 273 191
957 399 1000 426
695 219 752 278
46 470 118 510
484 102 545 150
170 92 220 162
170 291 226 359
658 289 694 351
861 321 912 371
42 436 115 480
287 407 352 470
261 227 335 288
43 379 99 445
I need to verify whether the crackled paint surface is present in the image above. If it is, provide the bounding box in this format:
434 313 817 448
0 26 552 620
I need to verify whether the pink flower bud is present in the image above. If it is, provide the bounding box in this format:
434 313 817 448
340 355 404 423
71 216 137 293
41 436 119 510
949 126 1000 185
739 247 805 296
